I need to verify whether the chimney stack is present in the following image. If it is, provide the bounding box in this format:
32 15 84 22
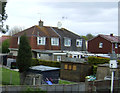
39 20 43 27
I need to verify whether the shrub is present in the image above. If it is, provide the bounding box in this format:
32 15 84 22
117 60 120 65
88 56 110 65
92 65 98 75
22 86 46 93
31 58 60 68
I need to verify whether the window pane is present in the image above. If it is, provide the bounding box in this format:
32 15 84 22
68 65 72 70
64 38 71 46
99 42 103 48
76 39 82 47
51 38 59 46
37 37 46 45
64 64 68 69
73 65 76 70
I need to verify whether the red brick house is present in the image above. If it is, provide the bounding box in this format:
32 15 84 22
88 34 120 55
0 35 11 44
9 20 86 61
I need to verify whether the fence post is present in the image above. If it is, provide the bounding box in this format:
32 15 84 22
10 72 12 85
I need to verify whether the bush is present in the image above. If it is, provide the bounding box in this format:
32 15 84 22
88 56 110 65
117 60 120 65
22 86 46 93
92 65 98 75
32 58 60 68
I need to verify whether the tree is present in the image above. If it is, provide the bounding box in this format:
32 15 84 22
2 39 10 53
16 34 32 84
0 0 8 33
86 33 94 40
8 26 24 36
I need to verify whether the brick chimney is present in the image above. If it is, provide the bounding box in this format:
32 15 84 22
39 20 43 27
110 34 113 37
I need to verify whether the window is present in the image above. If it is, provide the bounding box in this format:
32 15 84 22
68 65 72 70
76 39 82 47
64 38 71 46
115 43 118 48
99 42 103 48
64 64 68 70
37 37 46 45
57 56 61 62
73 65 77 70
37 53 41 59
18 37 20 45
51 38 59 46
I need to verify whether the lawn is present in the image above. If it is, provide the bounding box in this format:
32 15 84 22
0 67 20 85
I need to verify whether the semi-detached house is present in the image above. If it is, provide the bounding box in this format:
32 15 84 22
9 20 86 61
88 34 120 57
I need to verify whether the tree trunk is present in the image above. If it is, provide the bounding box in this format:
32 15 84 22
20 72 27 85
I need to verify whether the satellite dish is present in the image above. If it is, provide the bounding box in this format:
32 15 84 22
57 21 62 29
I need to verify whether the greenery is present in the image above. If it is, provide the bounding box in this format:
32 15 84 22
117 60 120 65
21 87 46 93
92 65 98 75
87 56 110 65
59 80 77 84
17 34 32 73
32 58 60 67
2 39 10 53
82 33 95 40
0 1 8 33
0 67 20 85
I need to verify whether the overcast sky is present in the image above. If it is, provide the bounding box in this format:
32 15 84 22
1 0 118 36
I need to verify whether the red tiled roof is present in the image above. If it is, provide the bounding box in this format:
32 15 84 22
99 34 119 43
13 25 59 37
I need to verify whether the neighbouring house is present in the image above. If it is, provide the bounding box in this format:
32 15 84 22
60 61 92 82
9 20 86 61
96 64 120 80
88 34 120 57
0 35 10 45
27 65 60 85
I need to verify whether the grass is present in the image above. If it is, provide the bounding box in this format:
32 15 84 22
59 80 77 84
0 67 20 85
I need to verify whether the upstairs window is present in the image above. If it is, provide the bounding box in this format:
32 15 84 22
37 37 46 45
51 37 59 46
76 39 82 47
99 42 103 48
64 38 71 46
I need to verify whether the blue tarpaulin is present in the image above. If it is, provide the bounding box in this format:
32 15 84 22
46 81 53 85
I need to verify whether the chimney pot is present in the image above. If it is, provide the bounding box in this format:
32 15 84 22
39 20 43 27
110 34 113 37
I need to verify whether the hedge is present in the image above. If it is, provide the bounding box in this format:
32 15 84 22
117 60 120 65
32 58 60 68
87 56 110 65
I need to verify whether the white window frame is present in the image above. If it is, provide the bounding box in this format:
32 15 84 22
51 37 59 46
37 53 41 59
57 56 61 62
37 37 46 45
76 39 82 47
18 37 20 45
99 42 103 48
64 38 71 47
115 43 118 48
